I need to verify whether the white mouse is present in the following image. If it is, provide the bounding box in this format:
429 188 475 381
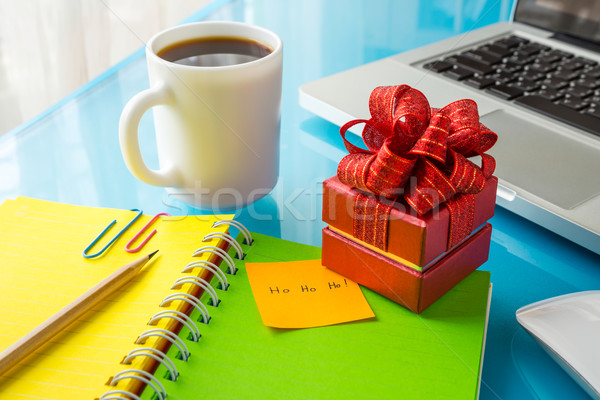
516 291 600 400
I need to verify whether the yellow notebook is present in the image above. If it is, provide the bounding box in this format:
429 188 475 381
0 197 232 399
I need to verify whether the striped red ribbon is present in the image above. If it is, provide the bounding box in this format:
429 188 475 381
337 85 497 251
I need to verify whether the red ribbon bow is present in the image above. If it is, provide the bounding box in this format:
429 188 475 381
337 85 497 251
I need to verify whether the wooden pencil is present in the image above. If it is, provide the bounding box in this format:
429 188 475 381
0 250 158 376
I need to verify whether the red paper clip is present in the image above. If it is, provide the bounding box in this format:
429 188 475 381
125 212 170 253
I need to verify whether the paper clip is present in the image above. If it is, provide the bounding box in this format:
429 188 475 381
125 212 170 253
82 209 143 258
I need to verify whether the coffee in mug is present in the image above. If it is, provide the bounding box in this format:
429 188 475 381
157 36 273 67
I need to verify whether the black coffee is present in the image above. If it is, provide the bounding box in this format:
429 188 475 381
158 36 273 67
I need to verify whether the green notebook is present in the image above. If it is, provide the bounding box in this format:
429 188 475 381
138 232 491 400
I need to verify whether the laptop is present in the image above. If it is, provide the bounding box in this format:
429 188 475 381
299 0 600 255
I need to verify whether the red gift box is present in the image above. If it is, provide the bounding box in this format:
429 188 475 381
320 85 499 312
322 174 497 269
322 223 492 313
324 85 498 270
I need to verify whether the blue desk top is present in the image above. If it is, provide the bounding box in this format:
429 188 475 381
1 0 599 398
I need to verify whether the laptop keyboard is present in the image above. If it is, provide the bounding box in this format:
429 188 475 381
423 35 600 137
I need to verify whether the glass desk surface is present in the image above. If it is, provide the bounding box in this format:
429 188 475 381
1 1 599 399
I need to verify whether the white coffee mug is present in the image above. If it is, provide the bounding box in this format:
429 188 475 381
119 21 282 209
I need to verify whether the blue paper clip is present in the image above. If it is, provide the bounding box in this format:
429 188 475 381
82 209 143 258
124 212 170 253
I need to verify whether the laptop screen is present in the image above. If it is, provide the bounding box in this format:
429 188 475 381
515 0 600 44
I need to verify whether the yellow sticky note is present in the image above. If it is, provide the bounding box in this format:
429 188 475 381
245 259 375 328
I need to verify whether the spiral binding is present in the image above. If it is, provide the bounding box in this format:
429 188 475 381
136 328 190 361
149 310 201 342
104 368 166 400
203 232 244 259
123 347 179 381
192 245 237 274
99 389 142 400
172 276 219 307
161 292 211 325
100 220 250 400
212 219 253 245
182 260 229 290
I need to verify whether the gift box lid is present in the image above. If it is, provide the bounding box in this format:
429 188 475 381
322 175 497 267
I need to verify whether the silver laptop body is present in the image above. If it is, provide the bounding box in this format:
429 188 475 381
300 0 600 255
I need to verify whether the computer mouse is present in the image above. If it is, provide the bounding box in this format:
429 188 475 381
516 291 600 400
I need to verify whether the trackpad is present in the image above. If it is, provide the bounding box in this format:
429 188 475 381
482 110 600 210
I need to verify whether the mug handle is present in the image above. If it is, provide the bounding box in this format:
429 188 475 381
119 82 181 187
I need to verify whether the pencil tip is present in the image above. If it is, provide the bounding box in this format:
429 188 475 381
148 250 159 259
